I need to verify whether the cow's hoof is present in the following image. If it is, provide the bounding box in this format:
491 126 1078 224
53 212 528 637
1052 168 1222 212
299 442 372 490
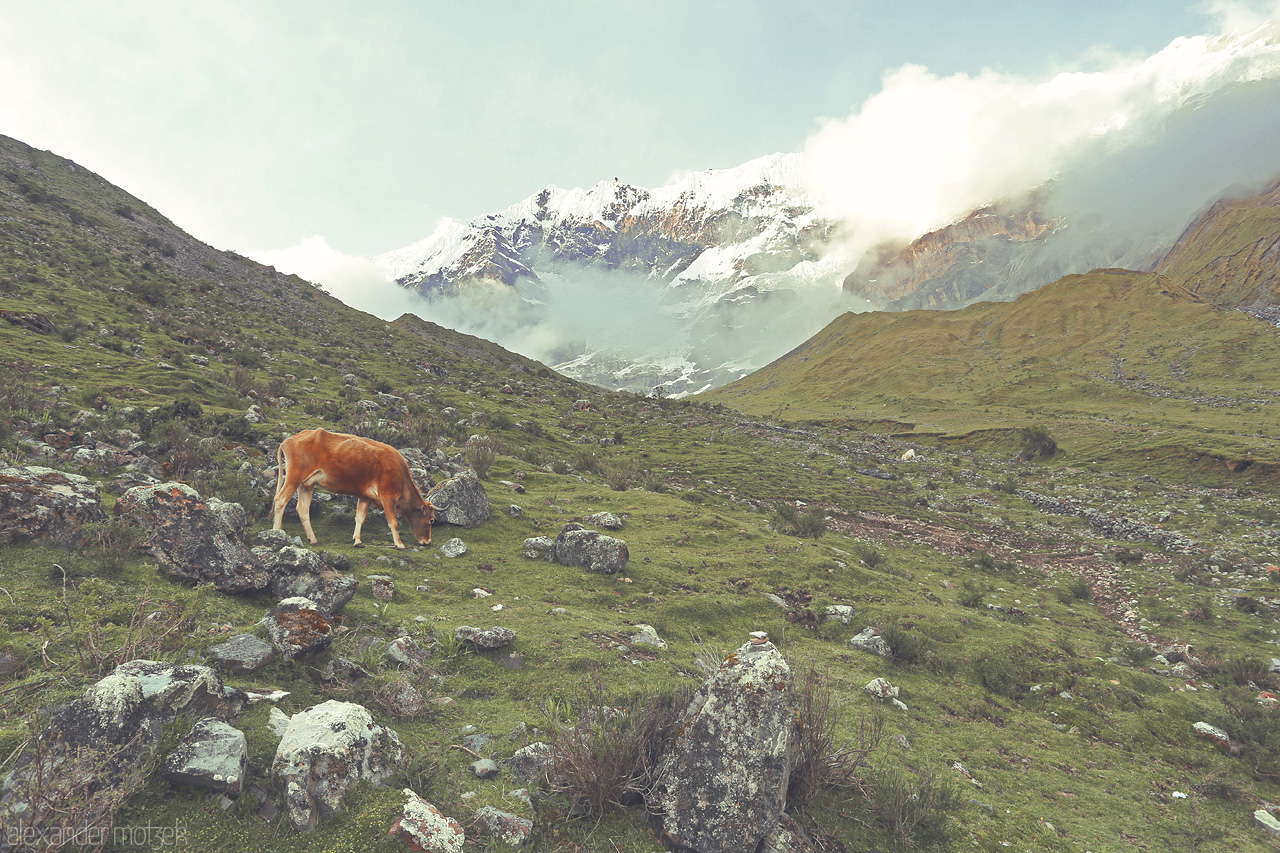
353 542 364 548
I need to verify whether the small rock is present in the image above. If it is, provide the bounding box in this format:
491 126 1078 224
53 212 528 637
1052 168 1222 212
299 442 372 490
509 504 523 518
849 627 891 657
630 624 666 649
473 805 533 847
1255 809 1280 837
824 604 855 625
585 511 623 530
388 789 465 853
269 707 292 736
470 758 500 779
208 634 274 675
370 574 395 600
865 678 899 700
440 538 467 558
161 719 248 795
455 625 516 650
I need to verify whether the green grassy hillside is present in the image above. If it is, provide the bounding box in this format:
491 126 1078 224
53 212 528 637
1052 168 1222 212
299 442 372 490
708 269 1280 486
1 134 1280 852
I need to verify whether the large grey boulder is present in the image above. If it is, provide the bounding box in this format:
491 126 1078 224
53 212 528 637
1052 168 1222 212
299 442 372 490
648 637 795 853
161 718 248 795
548 523 629 575
271 700 404 832
115 482 269 592
0 465 106 548
426 469 491 528
1 661 240 838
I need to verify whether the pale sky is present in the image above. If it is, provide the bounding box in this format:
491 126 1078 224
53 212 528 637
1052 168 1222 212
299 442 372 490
0 0 1245 262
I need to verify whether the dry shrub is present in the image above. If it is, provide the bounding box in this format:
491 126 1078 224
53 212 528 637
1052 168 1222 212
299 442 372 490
373 676 428 720
865 762 961 848
1 723 153 853
545 674 689 817
466 436 501 479
787 666 880 811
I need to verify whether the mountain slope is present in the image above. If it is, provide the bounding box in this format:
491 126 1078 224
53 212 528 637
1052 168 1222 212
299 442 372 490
708 269 1280 476
374 154 847 395
1155 175 1280 311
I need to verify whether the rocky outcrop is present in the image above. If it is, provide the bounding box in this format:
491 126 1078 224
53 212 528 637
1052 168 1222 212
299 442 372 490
548 523 629 575
1 661 240 838
842 197 1062 310
0 465 106 547
1155 175 1280 308
426 470 490 528
648 636 795 853
115 482 270 592
271 700 404 832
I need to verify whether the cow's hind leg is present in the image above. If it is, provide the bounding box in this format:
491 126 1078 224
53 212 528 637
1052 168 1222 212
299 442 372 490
353 498 370 547
296 484 319 544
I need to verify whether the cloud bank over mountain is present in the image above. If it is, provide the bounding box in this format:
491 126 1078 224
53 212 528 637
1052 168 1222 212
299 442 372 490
802 10 1280 258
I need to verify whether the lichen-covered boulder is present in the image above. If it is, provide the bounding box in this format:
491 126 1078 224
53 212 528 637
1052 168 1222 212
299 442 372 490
455 626 516 651
115 482 269 592
271 700 404 832
388 789 465 852
0 465 106 548
161 718 248 795
426 469 490 528
548 523 629 575
265 598 334 662
1 661 239 838
648 636 795 853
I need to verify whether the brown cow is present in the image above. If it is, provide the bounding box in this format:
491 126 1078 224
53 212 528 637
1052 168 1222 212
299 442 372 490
272 428 434 550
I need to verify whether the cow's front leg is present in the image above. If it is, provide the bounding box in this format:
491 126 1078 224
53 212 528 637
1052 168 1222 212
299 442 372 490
297 485 319 544
353 498 370 547
381 497 406 550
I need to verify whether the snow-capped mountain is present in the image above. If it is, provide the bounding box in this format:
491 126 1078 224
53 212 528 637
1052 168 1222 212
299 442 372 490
374 154 850 395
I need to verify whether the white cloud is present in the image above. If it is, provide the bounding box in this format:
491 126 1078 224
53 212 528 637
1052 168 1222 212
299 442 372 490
802 15 1280 256
248 236 428 320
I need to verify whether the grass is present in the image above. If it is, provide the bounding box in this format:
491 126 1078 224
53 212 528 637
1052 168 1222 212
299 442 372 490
0 132 1279 850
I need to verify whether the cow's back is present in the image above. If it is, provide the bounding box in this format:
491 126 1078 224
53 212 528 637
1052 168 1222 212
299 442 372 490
284 429 415 501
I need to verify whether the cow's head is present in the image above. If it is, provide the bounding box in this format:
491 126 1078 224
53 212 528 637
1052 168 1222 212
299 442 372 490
405 499 436 545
